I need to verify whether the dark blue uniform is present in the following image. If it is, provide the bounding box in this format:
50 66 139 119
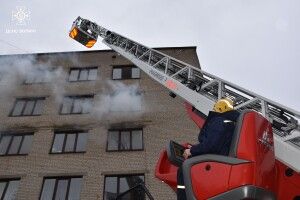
190 110 240 156
177 110 240 200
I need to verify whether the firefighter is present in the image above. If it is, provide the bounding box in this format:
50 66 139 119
177 98 240 200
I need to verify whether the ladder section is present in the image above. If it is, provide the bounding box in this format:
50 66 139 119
71 17 300 172
103 32 300 129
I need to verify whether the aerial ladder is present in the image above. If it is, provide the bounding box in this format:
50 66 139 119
69 17 300 199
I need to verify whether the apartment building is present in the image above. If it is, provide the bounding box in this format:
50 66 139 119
0 47 200 200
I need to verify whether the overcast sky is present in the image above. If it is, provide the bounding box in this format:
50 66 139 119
0 0 299 111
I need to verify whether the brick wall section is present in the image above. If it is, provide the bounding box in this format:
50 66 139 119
0 47 201 200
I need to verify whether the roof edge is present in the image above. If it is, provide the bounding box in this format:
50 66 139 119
0 46 197 57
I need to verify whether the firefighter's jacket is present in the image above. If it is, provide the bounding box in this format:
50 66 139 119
190 110 240 157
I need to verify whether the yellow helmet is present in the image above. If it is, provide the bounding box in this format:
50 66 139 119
213 98 234 113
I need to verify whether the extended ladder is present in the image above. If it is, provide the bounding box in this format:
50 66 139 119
70 17 300 172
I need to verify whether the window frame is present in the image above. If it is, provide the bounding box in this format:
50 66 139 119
112 65 141 80
50 130 88 154
0 178 21 200
0 132 34 156
39 176 83 200
9 97 46 117
68 67 98 82
23 68 56 85
59 95 94 115
106 128 144 152
103 174 145 200
108 90 142 112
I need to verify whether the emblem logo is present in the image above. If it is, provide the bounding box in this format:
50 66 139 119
12 6 31 26
258 129 273 149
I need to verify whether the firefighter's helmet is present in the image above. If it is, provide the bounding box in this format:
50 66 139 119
213 98 234 113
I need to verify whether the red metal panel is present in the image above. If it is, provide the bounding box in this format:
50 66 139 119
190 162 231 199
185 103 206 128
228 163 255 189
275 160 300 200
236 112 276 192
155 151 178 191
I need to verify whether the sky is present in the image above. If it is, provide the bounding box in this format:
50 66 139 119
0 0 299 111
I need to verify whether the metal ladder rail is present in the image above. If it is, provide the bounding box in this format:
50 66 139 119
81 16 300 122
103 33 300 121
76 16 300 123
76 17 300 172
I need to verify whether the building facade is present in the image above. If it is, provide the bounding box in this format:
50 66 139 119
0 47 200 200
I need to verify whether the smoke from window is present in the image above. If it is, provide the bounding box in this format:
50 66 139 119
0 55 144 120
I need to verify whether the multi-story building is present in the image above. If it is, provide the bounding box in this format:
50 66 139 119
0 46 200 200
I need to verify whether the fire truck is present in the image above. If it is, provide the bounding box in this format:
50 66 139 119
69 16 300 200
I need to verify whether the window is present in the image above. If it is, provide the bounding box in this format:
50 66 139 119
104 174 145 200
24 69 51 84
51 131 88 153
112 66 140 80
68 67 98 82
0 133 33 156
107 129 143 151
109 90 142 112
60 95 93 115
40 177 82 200
0 179 20 200
10 97 45 117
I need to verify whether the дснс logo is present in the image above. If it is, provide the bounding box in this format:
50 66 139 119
11 6 31 26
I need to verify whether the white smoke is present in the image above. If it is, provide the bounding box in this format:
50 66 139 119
92 81 143 119
0 55 144 120
0 55 67 106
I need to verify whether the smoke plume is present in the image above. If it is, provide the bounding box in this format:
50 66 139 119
0 55 143 120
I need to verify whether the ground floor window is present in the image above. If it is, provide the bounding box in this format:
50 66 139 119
104 174 145 200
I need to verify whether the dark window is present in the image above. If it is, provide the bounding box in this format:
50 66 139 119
0 179 20 200
104 174 145 200
10 98 45 116
112 66 140 80
107 129 143 151
40 177 82 200
51 131 88 153
0 133 33 156
24 69 51 84
68 67 98 82
60 95 93 115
